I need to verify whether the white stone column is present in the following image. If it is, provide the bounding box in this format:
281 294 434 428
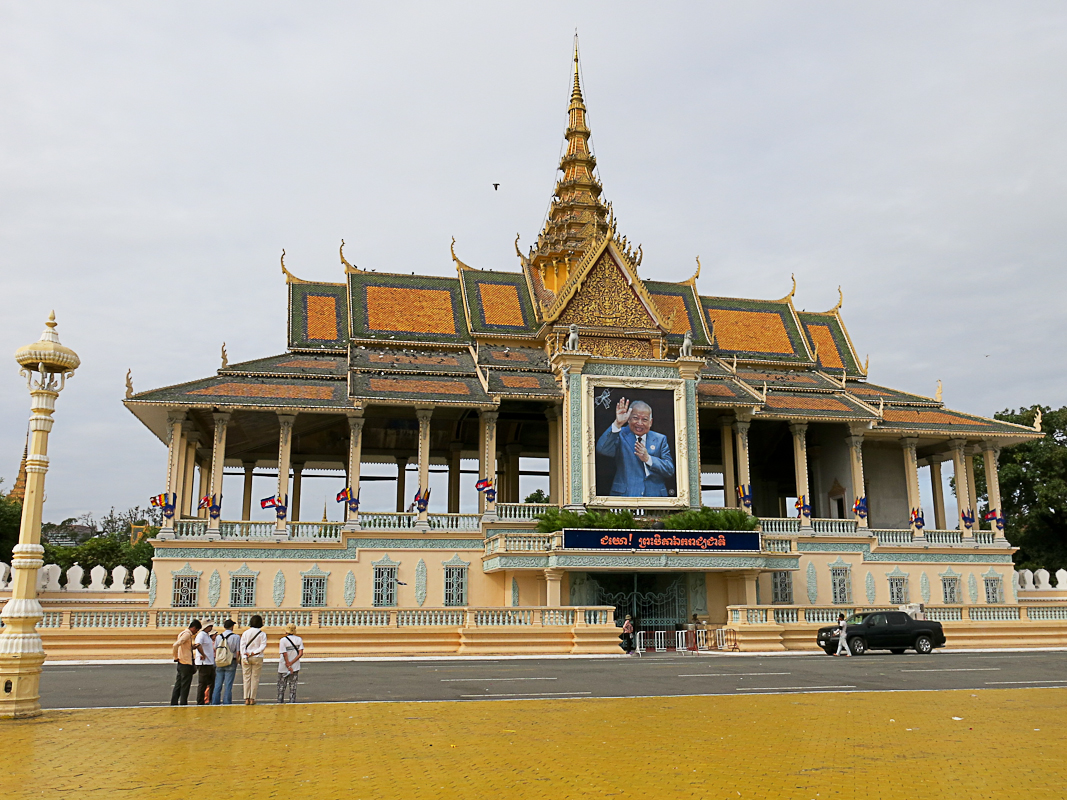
734 419 752 514
789 422 811 527
966 445 981 529
928 456 947 531
180 430 199 519
207 412 229 534
275 414 296 535
158 410 186 538
346 413 365 528
983 442 1003 535
949 439 972 535
846 428 868 528
721 416 737 508
415 407 433 529
901 436 922 535
480 410 499 518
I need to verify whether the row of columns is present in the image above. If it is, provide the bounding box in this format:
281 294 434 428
915 440 1002 534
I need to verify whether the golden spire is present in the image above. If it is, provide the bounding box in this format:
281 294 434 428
524 35 610 304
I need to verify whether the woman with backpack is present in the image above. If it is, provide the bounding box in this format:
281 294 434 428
212 619 241 705
240 614 267 705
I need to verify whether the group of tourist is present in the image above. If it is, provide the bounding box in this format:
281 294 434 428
169 615 305 706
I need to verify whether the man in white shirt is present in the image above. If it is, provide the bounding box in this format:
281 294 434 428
193 621 216 705
240 614 267 705
277 622 304 704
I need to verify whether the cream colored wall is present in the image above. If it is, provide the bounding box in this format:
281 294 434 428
705 573 729 626
864 443 910 529
152 549 493 609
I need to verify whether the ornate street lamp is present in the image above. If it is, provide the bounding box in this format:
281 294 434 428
0 312 79 718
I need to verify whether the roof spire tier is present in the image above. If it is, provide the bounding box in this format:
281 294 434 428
525 35 611 307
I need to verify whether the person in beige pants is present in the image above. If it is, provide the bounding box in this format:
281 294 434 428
239 614 267 704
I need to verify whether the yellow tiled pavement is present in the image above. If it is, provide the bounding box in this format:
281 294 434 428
6 689 1065 799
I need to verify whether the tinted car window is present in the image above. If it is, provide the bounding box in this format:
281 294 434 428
867 614 887 627
888 612 909 626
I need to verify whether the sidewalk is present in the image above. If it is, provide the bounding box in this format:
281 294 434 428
5 688 1065 798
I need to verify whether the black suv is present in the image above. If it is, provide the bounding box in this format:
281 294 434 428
817 611 946 655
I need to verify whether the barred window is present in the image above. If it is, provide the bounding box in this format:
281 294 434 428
373 566 397 607
830 567 852 605
302 576 327 607
771 571 792 604
230 576 256 607
942 577 961 604
172 576 198 608
888 576 909 605
984 576 1003 604
444 566 468 607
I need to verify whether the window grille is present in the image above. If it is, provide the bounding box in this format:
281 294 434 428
444 566 468 607
373 566 397 607
888 576 909 605
984 577 1004 604
771 571 793 604
302 576 327 607
830 567 852 605
230 576 256 607
172 576 198 608
941 577 961 604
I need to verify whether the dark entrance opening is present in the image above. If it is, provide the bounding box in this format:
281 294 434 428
586 572 689 631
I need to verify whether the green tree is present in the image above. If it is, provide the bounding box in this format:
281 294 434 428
0 480 22 563
971 405 1067 572
524 488 549 503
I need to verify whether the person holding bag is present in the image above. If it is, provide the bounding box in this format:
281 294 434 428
277 622 304 704
212 619 241 705
240 615 267 705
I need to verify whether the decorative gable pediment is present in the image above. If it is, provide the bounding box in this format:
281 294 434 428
554 248 661 331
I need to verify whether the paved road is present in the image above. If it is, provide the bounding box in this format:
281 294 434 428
40 649 1066 708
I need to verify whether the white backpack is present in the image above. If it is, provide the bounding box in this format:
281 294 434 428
214 632 235 667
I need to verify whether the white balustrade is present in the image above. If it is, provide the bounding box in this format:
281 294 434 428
288 522 344 540
763 538 792 553
132 566 150 592
542 609 575 626
475 609 533 626
495 503 554 521
773 608 798 624
219 521 276 539
925 530 963 545
396 610 465 626
969 606 1020 621
39 612 63 628
925 607 963 622
37 564 61 592
427 514 482 532
760 518 800 534
584 608 611 625
873 529 913 545
1034 569 1051 589
1026 606 1067 621
504 534 553 552
973 531 995 544
1058 569 1067 589
110 566 129 591
359 512 417 530
87 565 108 591
805 607 850 624
65 564 85 590
811 519 858 534
174 520 208 538
239 610 314 628
746 608 768 624
320 610 391 627
71 611 150 628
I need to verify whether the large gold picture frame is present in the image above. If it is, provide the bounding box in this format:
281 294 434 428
580 374 690 510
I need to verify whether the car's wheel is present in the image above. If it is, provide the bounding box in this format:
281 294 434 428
890 649 906 655
914 635 933 654
847 636 866 655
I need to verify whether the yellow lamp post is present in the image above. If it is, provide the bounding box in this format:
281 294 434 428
0 312 79 719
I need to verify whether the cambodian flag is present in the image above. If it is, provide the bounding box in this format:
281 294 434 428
198 496 212 510
336 487 351 503
983 509 998 521
260 495 278 509
475 478 492 491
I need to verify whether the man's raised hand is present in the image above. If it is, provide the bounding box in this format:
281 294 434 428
615 397 631 427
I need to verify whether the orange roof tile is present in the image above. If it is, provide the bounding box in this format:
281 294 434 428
764 395 852 412
188 383 335 400
369 378 471 395
807 324 844 369
650 294 691 334
500 375 541 389
705 309 795 355
478 283 525 326
306 295 339 340
366 287 457 335
881 409 990 427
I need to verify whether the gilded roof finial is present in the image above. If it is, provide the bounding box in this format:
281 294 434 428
777 273 796 303
340 239 359 273
221 342 229 370
125 369 134 400
694 255 701 280
863 354 869 375
280 248 300 283
935 379 942 403
832 285 843 313
572 32 582 104
451 237 474 271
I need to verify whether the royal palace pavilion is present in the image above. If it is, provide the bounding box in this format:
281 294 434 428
115 49 1057 654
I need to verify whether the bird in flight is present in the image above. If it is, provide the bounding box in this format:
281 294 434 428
493 183 499 191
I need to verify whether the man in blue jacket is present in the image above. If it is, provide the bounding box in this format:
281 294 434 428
595 397 675 497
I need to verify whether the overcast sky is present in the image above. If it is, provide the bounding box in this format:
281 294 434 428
2 2 1065 523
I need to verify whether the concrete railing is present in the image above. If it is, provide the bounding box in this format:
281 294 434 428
0 562 152 594
495 503 555 521
728 603 1067 626
428 513 482 531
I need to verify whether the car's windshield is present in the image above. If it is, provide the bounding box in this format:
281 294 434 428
845 614 866 624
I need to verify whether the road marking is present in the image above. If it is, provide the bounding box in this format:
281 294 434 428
900 668 1001 673
459 691 592 698
985 680 1067 685
441 677 557 682
677 672 791 678
738 685 856 691
138 701 170 705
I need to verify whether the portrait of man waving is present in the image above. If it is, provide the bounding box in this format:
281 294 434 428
595 397 675 497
